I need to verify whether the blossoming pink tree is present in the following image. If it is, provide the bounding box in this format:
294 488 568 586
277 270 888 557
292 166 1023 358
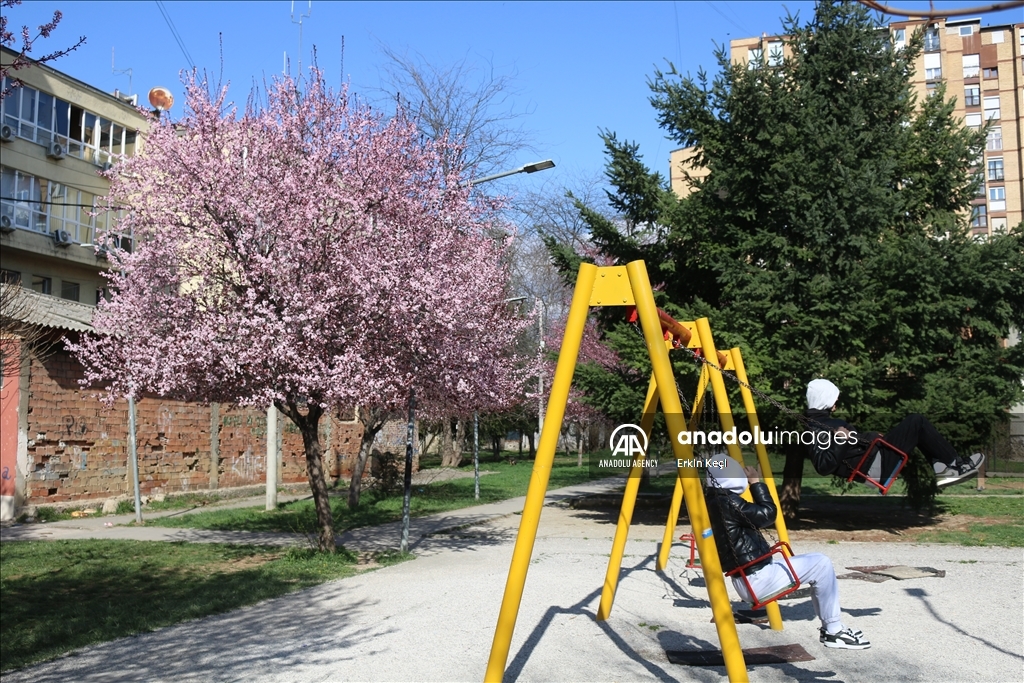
73 69 530 552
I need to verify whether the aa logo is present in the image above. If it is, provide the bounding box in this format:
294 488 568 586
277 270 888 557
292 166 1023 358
609 424 648 458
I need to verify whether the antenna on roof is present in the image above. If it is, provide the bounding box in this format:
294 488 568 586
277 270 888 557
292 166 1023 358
291 0 312 80
111 47 134 100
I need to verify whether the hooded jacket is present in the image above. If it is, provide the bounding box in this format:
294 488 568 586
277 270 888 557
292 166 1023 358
805 409 878 478
704 481 776 574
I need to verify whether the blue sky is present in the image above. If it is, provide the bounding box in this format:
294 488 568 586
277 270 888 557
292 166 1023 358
8 1 1022 191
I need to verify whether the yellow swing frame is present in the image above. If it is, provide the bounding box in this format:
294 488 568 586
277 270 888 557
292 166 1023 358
484 260 792 683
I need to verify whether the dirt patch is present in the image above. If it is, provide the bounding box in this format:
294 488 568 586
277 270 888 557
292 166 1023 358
411 468 497 486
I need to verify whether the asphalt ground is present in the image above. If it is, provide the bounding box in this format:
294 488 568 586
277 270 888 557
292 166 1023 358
2 479 1022 682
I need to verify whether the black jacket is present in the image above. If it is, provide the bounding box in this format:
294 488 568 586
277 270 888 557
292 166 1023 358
704 482 776 574
805 409 878 478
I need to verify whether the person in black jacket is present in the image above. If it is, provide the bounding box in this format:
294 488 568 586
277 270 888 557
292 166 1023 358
804 379 983 489
705 455 870 649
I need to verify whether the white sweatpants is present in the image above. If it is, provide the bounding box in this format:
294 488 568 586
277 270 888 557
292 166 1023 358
731 552 843 632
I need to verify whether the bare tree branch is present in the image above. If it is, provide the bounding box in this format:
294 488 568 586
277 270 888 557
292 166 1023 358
1 0 86 98
858 0 1024 19
374 45 535 178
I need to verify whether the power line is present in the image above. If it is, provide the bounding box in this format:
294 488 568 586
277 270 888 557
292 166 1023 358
155 0 196 70
704 0 754 38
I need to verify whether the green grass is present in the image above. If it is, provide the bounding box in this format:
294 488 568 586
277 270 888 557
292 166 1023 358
144 492 225 512
0 539 397 672
148 454 617 535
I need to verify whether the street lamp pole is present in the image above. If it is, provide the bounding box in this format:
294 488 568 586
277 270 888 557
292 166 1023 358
84 241 143 523
459 159 555 188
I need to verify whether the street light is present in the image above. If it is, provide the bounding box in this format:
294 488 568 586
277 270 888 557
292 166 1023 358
461 159 556 187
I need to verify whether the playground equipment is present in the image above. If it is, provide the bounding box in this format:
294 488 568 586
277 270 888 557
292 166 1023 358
484 260 795 683
847 437 911 495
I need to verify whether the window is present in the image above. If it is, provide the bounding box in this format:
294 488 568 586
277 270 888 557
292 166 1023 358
0 165 129 245
964 113 982 128
975 174 986 197
958 25 974 37
983 66 998 79
992 218 1008 233
924 53 942 80
989 186 1006 212
747 47 763 69
0 78 138 164
0 269 21 285
30 275 51 295
767 41 783 67
987 158 1004 181
989 30 1004 43
971 205 987 228
60 280 80 302
964 85 980 106
984 96 1000 120
987 127 1002 151
924 27 940 51
893 28 905 49
962 54 980 79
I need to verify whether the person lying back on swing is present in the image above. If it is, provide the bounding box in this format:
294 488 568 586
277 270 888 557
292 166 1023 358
804 379 984 489
704 455 871 650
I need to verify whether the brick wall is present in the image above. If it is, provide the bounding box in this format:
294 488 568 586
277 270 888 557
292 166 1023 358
22 339 363 505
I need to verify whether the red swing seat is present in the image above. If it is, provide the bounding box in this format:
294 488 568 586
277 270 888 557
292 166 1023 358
724 541 801 610
846 437 910 495
678 533 701 569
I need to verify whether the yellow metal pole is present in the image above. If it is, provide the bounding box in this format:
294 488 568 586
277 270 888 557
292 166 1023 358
626 262 748 683
596 372 660 621
484 263 597 683
695 320 783 630
657 363 710 571
730 347 792 548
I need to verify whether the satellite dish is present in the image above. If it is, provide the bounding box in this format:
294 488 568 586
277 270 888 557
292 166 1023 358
148 87 174 112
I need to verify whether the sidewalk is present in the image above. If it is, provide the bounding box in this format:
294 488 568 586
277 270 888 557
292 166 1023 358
0 476 630 552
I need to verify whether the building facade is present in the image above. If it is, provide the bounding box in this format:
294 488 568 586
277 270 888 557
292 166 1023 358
670 19 1024 237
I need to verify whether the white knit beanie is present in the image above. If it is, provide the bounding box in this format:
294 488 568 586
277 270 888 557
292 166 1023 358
806 379 840 411
706 454 748 495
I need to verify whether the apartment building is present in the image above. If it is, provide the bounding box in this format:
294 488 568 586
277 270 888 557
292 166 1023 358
670 20 1024 237
1 45 148 305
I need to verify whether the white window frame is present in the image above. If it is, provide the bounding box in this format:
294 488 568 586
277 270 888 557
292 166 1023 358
924 52 942 80
767 41 784 67
987 126 1002 151
962 54 980 79
983 96 1000 120
893 28 906 49
964 113 982 128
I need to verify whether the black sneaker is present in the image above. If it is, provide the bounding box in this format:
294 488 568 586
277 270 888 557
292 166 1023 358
936 453 985 489
822 627 871 650
820 626 863 643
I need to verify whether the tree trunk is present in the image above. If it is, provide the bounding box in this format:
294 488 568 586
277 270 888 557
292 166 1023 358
577 425 583 467
527 432 535 460
440 419 454 466
492 435 500 460
279 401 333 552
441 419 467 467
779 442 805 520
349 407 387 510
452 419 468 467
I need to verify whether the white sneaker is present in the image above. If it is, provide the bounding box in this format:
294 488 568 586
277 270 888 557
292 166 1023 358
822 627 871 650
936 453 984 488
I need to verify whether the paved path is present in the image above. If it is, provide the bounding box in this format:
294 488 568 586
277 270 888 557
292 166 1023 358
3 479 1023 682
